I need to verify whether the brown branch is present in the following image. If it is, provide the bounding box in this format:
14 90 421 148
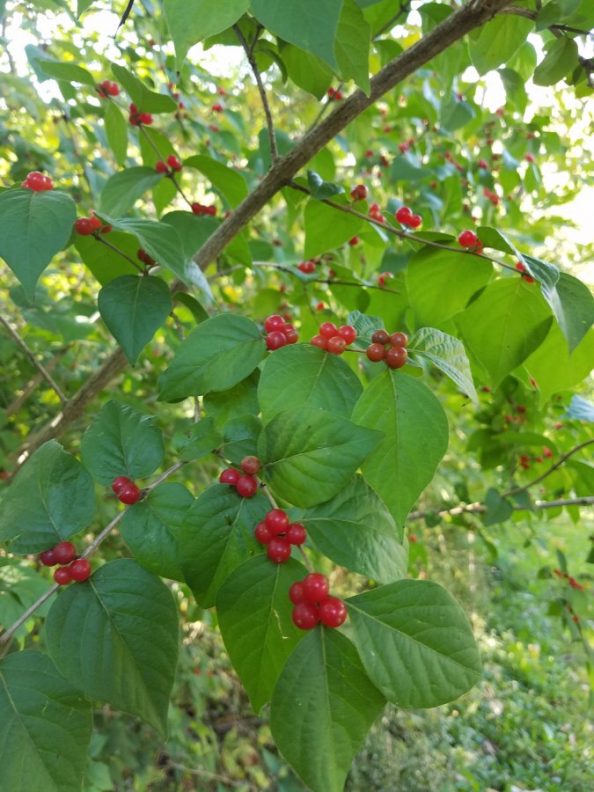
408 495 594 522
0 316 67 403
499 6 593 37
193 0 511 270
503 438 594 497
5 349 69 417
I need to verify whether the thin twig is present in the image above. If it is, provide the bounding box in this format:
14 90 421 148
234 24 278 161
407 495 594 522
0 316 67 403
503 438 594 497
252 261 400 293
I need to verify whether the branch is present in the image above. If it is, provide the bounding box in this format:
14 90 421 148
0 461 185 647
503 438 594 497
0 316 67 403
5 348 69 417
407 495 594 522
193 0 511 270
234 24 278 161
499 6 593 37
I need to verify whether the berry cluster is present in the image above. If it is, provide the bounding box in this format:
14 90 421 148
327 87 343 101
254 508 307 563
297 259 317 274
518 446 553 470
137 248 156 267
366 329 408 369
22 171 53 191
112 476 142 505
219 455 261 498
128 103 153 126
212 103 224 113
264 314 299 350
377 271 393 288
457 229 484 252
369 202 386 223
289 573 347 629
395 205 422 229
96 80 119 97
553 568 585 592
311 322 356 355
483 186 499 206
39 541 91 585
155 155 183 174
191 202 217 216
74 214 102 235
515 261 535 283
398 138 415 153
350 184 368 201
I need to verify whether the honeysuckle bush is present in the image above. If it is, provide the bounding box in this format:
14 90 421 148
0 1 593 790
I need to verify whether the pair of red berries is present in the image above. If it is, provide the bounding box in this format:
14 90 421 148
327 87 343 101
289 573 347 629
129 103 153 126
191 202 217 216
137 248 156 267
155 155 183 174
264 314 299 350
377 271 393 288
395 205 423 229
311 323 356 355
350 184 368 201
22 171 53 191
366 329 409 368
74 214 103 236
212 103 224 112
254 508 307 563
483 187 499 206
297 259 317 274
369 202 386 223
112 476 142 505
219 455 261 498
515 261 535 283
39 541 91 584
97 80 119 97
458 229 484 252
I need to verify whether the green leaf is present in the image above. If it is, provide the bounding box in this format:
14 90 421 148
270 628 385 792
457 278 553 386
296 475 407 582
99 216 186 281
159 314 266 401
335 0 370 92
37 60 95 86
391 153 431 182
75 230 141 285
251 0 343 70
533 37 579 86
221 415 262 463
177 484 269 607
304 198 363 258
0 651 92 792
468 16 533 75
0 441 95 554
164 0 249 64
405 247 493 327
409 327 478 404
204 371 260 427
120 483 194 580
347 579 481 707
184 154 249 207
259 406 380 508
98 275 172 363
175 417 222 461
0 189 76 298
307 170 344 200
111 64 177 113
539 271 594 352
524 324 594 402
353 373 448 533
483 487 514 526
80 400 164 484
104 101 128 165
280 43 333 98
99 167 162 217
519 253 559 290
258 344 362 422
217 556 307 712
45 559 179 735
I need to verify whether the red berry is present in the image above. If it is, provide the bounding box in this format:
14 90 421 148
254 521 273 544
155 160 169 174
385 346 408 369
219 467 240 485
139 112 153 125
69 558 91 582
326 336 346 355
478 159 489 169
266 331 287 350
74 217 96 235
408 214 422 229
53 541 76 565
286 523 307 545
298 260 316 274
289 581 305 604
350 184 368 201
89 214 102 231
166 155 182 171
236 475 258 498
118 483 141 505
458 230 479 249
264 314 285 333
40 549 57 566
191 202 204 215
284 327 299 344
212 103 224 112
292 602 320 629
240 456 260 475
319 597 347 628
395 206 413 224
338 325 357 344
22 171 53 191
366 343 386 362
390 332 408 347
319 322 338 340
348 236 360 246
371 330 390 345
302 573 329 604
515 261 535 283
265 509 289 534
54 566 72 585
311 335 327 350
112 476 132 495
316 302 325 311
267 538 292 564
